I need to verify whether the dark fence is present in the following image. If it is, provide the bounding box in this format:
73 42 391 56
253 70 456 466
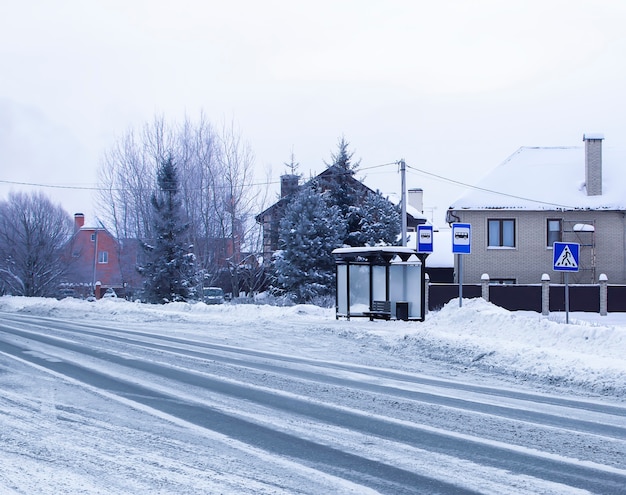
429 283 626 313
428 284 481 311
548 285 599 312
608 285 626 312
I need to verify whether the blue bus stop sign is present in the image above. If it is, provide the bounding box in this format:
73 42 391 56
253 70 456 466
417 225 433 253
452 223 471 254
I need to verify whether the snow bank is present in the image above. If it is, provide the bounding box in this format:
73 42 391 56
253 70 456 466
1 295 624 397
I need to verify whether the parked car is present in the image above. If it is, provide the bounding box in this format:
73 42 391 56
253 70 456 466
57 288 77 300
102 288 118 299
203 287 225 305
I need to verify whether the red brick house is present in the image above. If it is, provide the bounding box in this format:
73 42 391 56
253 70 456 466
62 214 141 298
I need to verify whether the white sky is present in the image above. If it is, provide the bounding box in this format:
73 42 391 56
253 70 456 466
2 0 626 225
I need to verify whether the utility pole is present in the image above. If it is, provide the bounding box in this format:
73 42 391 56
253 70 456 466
399 159 407 246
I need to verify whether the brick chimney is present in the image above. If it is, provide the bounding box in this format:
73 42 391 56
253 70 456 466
583 133 604 196
408 188 423 213
280 174 299 198
74 213 85 231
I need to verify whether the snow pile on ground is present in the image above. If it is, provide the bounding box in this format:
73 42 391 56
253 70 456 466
0 295 624 397
404 299 626 396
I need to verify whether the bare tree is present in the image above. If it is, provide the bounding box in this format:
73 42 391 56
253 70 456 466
97 114 263 297
0 191 73 296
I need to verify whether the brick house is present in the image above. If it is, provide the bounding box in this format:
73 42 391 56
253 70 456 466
62 214 141 298
446 134 626 284
255 166 427 262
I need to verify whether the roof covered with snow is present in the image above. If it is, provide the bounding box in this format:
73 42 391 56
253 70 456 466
449 144 626 211
385 192 428 221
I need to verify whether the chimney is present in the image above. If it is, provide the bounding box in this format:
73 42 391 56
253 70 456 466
280 174 299 198
408 188 423 213
74 213 85 231
583 133 604 196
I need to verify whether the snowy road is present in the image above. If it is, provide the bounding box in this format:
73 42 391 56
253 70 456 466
1 309 625 494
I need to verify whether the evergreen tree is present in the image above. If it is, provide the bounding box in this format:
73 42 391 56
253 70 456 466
139 156 197 303
273 185 346 303
319 137 368 246
355 190 401 246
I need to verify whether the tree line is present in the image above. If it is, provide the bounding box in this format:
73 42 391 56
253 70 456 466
0 115 401 304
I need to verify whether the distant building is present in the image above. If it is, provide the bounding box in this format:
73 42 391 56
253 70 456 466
255 166 428 261
61 214 141 298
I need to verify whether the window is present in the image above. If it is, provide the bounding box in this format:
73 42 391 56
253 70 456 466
98 251 108 264
488 219 515 247
547 219 562 247
91 233 96 242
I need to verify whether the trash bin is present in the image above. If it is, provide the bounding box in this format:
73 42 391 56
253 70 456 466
396 301 409 321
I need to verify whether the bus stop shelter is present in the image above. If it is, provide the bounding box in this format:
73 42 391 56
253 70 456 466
332 246 424 321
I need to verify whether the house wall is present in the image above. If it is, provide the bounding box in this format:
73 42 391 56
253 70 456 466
64 228 124 289
452 210 626 284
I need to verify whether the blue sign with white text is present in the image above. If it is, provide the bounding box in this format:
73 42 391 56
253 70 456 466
417 225 433 253
553 242 580 272
452 223 471 254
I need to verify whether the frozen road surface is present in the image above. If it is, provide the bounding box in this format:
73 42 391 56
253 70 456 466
0 298 625 494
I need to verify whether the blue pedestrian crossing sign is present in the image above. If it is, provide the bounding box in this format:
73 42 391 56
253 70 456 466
553 242 580 272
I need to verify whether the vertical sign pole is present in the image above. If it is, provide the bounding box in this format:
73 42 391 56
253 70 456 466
452 223 470 308
565 272 569 324
553 242 578 324
459 254 463 308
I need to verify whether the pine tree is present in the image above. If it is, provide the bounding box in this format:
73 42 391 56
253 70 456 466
139 156 197 303
319 137 369 246
273 185 346 303
355 190 401 246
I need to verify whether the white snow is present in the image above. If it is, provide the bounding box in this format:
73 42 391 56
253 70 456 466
450 145 626 211
0 295 624 493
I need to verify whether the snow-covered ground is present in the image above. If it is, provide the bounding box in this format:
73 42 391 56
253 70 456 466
0 295 624 494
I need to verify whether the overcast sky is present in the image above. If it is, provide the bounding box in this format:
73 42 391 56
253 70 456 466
2 0 626 225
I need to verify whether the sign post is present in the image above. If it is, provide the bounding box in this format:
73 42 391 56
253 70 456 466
452 223 471 307
552 242 580 323
417 225 434 320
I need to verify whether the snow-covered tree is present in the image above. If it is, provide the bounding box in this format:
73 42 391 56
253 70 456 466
273 185 346 303
318 137 369 246
354 190 401 246
138 156 197 303
98 114 261 294
0 191 72 296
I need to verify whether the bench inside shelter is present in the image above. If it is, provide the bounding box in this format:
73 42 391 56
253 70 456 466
363 300 392 321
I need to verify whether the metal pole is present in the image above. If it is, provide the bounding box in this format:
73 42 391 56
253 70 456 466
400 159 407 247
459 254 463 307
565 272 570 324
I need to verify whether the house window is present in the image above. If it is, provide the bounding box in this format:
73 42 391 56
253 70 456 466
488 219 515 247
91 233 96 242
98 251 108 264
547 219 562 247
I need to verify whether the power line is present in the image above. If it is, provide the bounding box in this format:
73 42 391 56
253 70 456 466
403 164 577 209
1 160 579 209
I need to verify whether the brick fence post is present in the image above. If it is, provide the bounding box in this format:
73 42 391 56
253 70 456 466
481 273 490 302
541 273 550 316
599 273 608 316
